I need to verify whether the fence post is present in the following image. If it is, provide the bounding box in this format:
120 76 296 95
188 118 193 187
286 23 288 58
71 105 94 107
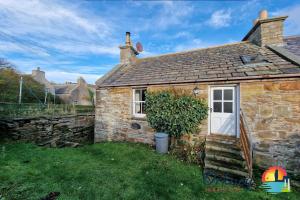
18 76 23 104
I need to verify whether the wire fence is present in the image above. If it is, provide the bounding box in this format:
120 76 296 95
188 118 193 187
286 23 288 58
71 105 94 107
0 103 95 119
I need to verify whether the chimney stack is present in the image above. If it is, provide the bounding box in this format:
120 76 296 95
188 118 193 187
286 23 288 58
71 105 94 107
243 10 287 47
119 32 139 64
32 67 45 82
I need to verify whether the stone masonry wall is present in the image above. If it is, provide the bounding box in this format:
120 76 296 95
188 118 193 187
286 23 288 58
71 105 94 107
247 19 284 46
240 79 300 184
94 84 209 144
0 114 95 147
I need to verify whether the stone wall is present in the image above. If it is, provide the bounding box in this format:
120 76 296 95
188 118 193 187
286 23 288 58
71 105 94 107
240 79 300 184
94 84 209 144
0 114 95 147
95 78 300 184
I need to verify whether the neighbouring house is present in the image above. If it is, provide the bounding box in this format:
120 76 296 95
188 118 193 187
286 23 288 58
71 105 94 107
54 77 95 105
31 68 95 105
32 67 56 95
95 10 300 186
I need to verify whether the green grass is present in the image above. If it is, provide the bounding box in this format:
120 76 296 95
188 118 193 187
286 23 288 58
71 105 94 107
0 142 299 200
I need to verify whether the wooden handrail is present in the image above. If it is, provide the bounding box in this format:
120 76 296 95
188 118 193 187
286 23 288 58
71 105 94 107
240 109 253 178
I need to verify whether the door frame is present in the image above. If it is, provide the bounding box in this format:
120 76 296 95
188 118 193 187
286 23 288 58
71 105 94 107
208 84 240 138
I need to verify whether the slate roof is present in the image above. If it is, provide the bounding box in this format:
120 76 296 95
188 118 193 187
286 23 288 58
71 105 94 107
283 36 300 57
97 41 300 87
54 84 77 94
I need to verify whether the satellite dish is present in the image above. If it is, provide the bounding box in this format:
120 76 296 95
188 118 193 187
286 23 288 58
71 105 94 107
136 42 143 52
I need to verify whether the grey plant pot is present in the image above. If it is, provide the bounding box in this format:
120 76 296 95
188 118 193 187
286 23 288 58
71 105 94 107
155 132 169 154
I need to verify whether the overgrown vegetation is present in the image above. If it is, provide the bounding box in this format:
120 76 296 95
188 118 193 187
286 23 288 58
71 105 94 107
170 138 206 167
145 90 208 138
0 142 299 200
0 61 59 103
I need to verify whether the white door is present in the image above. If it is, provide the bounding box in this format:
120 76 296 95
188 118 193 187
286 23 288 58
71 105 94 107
210 87 236 136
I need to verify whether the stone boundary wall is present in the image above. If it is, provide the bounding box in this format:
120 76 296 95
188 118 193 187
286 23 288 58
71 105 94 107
0 114 95 147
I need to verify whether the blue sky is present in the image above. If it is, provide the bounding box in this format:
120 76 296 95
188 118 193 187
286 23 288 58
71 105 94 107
0 0 299 84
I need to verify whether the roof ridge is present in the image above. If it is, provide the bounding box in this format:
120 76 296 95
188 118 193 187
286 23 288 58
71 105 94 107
137 41 249 61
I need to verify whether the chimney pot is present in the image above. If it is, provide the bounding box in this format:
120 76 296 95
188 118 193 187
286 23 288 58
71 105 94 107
119 32 139 64
125 32 131 46
259 10 268 20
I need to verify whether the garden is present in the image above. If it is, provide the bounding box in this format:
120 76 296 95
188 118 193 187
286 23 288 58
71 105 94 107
1 142 299 200
1 90 299 199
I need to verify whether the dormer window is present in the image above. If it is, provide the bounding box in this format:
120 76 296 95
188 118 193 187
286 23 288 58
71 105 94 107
240 55 268 65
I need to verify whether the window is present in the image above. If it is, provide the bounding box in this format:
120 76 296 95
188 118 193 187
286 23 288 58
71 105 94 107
212 88 234 113
133 88 146 117
240 55 268 65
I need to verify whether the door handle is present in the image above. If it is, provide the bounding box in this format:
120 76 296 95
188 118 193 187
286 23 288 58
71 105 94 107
210 107 212 113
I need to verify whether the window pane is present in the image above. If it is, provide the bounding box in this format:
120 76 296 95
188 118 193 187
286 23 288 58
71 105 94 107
224 102 233 113
224 89 233 100
213 102 222 112
142 89 146 101
213 90 222 100
135 90 140 101
135 102 141 114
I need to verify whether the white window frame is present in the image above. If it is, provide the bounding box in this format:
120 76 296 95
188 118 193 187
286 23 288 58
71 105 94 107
132 88 146 118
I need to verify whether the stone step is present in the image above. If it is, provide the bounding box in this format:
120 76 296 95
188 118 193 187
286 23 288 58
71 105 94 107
206 141 241 152
205 156 247 172
205 154 246 167
205 163 249 178
205 145 241 155
206 148 244 160
206 136 240 146
206 134 239 142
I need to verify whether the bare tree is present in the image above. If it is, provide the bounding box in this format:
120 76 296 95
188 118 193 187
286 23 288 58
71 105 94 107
0 58 16 70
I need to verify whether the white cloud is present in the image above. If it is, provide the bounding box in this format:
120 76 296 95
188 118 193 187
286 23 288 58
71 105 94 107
0 0 117 57
208 9 232 28
272 4 300 35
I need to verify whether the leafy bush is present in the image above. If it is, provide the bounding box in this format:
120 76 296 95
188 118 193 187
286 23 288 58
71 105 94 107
145 90 208 138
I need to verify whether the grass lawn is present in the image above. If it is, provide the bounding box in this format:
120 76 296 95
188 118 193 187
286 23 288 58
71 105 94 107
0 142 299 200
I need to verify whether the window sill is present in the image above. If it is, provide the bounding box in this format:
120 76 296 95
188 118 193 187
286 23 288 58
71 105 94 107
131 116 147 121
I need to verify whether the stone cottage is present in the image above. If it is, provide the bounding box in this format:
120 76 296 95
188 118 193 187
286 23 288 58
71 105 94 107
95 11 300 185
54 77 95 105
31 68 95 105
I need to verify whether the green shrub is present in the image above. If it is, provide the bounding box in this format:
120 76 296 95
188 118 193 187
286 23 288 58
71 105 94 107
145 90 208 138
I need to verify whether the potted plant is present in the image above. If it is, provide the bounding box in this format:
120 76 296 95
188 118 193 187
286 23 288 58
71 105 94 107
145 89 208 154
